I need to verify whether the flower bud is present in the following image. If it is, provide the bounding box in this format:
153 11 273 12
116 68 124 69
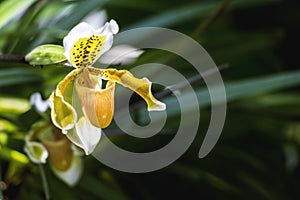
25 44 66 65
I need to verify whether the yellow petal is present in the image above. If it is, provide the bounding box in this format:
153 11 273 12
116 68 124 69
88 68 166 111
75 73 115 128
50 69 80 133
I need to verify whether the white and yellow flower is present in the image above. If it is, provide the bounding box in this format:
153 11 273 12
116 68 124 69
49 20 166 155
24 122 83 186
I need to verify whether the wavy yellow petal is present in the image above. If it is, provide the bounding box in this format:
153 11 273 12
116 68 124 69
50 69 80 133
88 68 166 111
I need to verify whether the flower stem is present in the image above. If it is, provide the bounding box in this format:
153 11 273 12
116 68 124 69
38 164 50 200
0 54 72 67
0 154 3 200
0 54 27 63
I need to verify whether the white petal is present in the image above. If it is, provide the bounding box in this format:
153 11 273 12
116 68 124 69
30 92 50 112
96 19 119 35
51 155 83 187
24 140 48 164
108 19 119 34
81 10 107 29
66 117 101 155
98 45 144 65
110 19 119 34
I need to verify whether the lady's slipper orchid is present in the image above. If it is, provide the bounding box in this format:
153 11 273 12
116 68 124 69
24 122 83 186
50 19 166 155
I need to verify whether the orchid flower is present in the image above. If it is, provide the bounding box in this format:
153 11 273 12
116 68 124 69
49 19 166 155
24 121 83 186
25 93 83 186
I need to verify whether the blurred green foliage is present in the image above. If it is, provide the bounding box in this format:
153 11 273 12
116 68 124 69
0 0 300 199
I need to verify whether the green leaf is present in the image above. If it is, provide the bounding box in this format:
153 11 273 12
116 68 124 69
107 0 164 11
25 44 66 65
0 68 43 87
127 1 218 28
56 0 107 30
0 146 29 164
127 0 280 28
224 70 300 103
194 69 300 107
0 0 36 29
79 174 129 200
140 69 300 119
0 96 30 114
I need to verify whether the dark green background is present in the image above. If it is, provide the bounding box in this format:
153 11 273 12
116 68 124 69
1 0 300 199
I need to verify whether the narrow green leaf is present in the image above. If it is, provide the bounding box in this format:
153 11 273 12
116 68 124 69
79 174 129 200
56 0 107 30
0 68 43 87
0 147 29 164
0 0 36 29
224 70 300 103
141 69 300 120
127 1 218 28
127 0 280 28
107 0 164 11
169 164 242 195
0 96 30 113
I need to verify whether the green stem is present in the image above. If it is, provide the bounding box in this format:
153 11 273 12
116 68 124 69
0 146 3 200
38 164 50 200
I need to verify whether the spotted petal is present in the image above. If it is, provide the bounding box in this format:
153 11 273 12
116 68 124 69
63 20 119 68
